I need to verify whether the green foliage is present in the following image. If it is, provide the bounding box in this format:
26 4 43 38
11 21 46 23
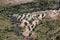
0 0 60 16
35 18 60 40
34 0 60 10
0 16 25 40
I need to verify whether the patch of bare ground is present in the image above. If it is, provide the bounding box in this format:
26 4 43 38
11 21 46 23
0 0 33 6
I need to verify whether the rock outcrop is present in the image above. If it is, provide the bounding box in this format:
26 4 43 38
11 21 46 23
11 9 60 37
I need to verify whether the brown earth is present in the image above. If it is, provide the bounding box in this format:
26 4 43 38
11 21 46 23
0 0 33 7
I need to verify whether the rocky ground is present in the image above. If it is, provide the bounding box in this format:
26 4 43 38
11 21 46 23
0 0 60 40
0 9 60 40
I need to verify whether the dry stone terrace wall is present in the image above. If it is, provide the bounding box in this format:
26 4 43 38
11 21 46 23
10 9 60 37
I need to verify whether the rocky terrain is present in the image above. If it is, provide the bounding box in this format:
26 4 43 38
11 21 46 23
0 8 60 40
9 9 60 40
0 0 60 40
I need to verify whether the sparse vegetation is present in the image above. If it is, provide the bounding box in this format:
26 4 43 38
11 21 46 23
0 0 60 40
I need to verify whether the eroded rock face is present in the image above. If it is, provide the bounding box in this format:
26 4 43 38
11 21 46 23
11 9 60 37
47 10 59 20
22 29 31 37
